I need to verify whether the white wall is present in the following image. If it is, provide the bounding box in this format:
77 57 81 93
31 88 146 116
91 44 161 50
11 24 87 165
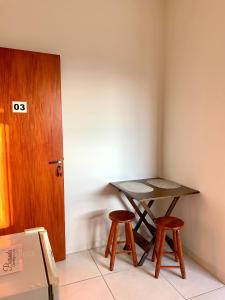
2 0 225 283
0 0 165 252
163 0 225 283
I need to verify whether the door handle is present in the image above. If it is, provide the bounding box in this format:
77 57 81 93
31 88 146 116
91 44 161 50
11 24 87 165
48 159 63 164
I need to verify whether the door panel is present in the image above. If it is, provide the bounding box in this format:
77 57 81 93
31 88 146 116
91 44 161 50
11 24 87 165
0 48 65 261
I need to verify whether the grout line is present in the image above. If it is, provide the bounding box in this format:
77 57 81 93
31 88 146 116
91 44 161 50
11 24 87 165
60 274 102 287
187 285 225 300
101 274 116 300
88 249 105 277
159 272 186 299
160 269 225 300
88 249 116 300
102 266 140 278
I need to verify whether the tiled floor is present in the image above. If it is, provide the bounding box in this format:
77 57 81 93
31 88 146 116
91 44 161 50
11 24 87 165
57 247 224 300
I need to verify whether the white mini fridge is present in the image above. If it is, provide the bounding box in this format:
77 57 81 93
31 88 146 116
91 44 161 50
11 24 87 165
0 229 60 300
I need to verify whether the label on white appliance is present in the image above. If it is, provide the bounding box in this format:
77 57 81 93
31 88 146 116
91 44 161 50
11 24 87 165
12 101 27 113
0 244 23 276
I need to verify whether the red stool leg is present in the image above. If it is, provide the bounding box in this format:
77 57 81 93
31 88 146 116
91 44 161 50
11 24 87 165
176 230 186 279
152 228 161 262
155 230 166 278
173 230 178 262
110 223 119 271
127 222 137 266
105 222 116 258
125 222 131 253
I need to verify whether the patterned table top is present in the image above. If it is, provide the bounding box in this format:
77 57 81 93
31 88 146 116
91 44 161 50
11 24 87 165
110 178 199 201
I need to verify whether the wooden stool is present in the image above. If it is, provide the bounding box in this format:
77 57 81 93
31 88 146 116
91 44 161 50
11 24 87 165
105 210 137 271
152 216 186 279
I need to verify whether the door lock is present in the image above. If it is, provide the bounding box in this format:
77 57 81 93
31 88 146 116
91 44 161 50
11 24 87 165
57 165 63 176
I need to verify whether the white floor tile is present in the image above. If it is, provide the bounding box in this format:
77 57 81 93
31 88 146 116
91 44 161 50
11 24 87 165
89 246 142 275
56 251 101 286
159 255 224 299
60 277 114 300
57 248 224 300
191 287 225 300
104 267 184 300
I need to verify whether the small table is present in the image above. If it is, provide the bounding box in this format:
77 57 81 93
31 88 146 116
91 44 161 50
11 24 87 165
110 178 199 266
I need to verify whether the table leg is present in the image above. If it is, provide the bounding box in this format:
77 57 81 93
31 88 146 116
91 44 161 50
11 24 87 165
124 196 156 254
165 196 180 216
138 196 180 265
140 200 156 222
122 194 180 266
138 235 156 266
124 199 154 251
134 200 154 232
127 197 156 234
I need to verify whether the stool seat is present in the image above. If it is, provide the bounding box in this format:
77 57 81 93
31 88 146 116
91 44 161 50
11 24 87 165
109 210 135 223
155 216 184 230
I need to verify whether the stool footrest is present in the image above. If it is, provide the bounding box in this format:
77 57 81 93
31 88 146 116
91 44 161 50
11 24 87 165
110 249 132 256
116 250 132 254
160 265 180 269
155 250 177 257
164 251 176 255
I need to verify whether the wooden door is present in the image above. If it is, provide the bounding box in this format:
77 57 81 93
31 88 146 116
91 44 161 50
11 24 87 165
0 47 65 261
